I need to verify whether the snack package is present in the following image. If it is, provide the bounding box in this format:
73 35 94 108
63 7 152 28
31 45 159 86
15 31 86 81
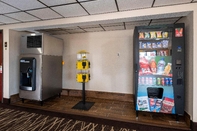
175 28 183 37
160 97 174 113
157 42 162 48
147 42 152 48
156 31 162 38
162 32 168 38
137 96 150 111
149 98 156 112
162 40 169 48
150 32 156 39
155 99 162 112
147 51 156 56
152 42 157 48
139 32 145 39
139 42 142 49
141 43 147 49
144 32 150 39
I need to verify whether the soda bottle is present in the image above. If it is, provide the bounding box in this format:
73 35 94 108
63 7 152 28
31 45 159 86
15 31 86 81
164 63 172 75
157 78 161 85
149 77 153 85
153 77 156 86
161 78 165 86
157 58 166 75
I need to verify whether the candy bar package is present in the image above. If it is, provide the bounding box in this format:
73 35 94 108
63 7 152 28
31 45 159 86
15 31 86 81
156 31 162 38
150 32 156 39
137 96 150 111
144 32 150 39
160 97 174 113
162 40 169 48
162 32 168 38
139 32 145 39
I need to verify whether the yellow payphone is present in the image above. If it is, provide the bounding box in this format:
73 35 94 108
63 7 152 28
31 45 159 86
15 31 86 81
76 50 90 82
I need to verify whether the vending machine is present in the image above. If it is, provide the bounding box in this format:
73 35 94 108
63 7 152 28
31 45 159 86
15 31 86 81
133 23 185 117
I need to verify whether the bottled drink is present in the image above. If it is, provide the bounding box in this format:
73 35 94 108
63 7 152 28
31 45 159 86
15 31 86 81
161 78 165 86
157 58 166 75
157 78 161 85
153 77 156 85
164 63 172 75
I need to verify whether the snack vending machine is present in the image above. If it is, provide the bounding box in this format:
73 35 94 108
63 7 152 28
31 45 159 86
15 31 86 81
133 23 185 117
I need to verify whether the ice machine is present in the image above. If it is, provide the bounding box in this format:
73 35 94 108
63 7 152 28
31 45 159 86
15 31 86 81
19 33 63 104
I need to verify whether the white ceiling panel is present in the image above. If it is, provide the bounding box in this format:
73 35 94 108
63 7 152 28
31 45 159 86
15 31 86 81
27 8 62 20
103 25 125 31
52 4 88 17
193 0 197 1
65 29 85 33
0 15 20 24
84 27 104 32
101 22 124 27
154 0 191 7
150 21 176 26
40 0 77 6
0 2 19 14
151 17 180 23
49 31 69 35
79 24 101 28
1 0 46 10
125 20 150 25
5 12 40 22
117 0 154 11
80 0 117 15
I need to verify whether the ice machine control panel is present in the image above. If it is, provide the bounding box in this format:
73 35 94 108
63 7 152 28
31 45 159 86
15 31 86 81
20 57 36 91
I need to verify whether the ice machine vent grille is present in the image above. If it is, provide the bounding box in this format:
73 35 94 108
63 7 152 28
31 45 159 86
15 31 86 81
27 35 42 48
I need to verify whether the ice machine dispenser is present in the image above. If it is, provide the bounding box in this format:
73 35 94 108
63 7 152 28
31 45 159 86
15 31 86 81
20 57 36 91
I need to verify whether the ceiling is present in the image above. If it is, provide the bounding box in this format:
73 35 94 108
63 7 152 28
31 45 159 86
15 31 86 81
0 0 196 35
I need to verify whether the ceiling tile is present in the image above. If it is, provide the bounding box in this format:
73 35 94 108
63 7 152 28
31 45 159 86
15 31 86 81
64 29 85 33
151 17 180 23
5 12 40 22
27 8 62 20
125 20 149 29
193 0 197 2
79 24 101 28
83 27 104 32
0 15 20 24
61 27 80 30
52 4 88 17
154 0 191 7
80 0 117 15
103 25 125 31
125 20 150 25
150 21 176 26
1 0 46 10
101 22 124 27
0 2 19 14
49 30 69 35
117 0 153 11
39 0 77 6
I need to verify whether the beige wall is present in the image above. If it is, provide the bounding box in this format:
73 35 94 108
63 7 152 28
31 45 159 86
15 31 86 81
9 30 28 96
58 30 133 94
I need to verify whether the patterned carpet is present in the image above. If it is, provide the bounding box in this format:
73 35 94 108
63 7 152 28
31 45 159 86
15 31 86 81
0 107 131 131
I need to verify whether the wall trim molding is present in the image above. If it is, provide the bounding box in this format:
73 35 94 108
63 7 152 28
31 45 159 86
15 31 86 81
61 89 133 102
3 98 10 104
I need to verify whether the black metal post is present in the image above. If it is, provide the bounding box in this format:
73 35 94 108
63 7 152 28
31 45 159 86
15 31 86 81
82 82 86 104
